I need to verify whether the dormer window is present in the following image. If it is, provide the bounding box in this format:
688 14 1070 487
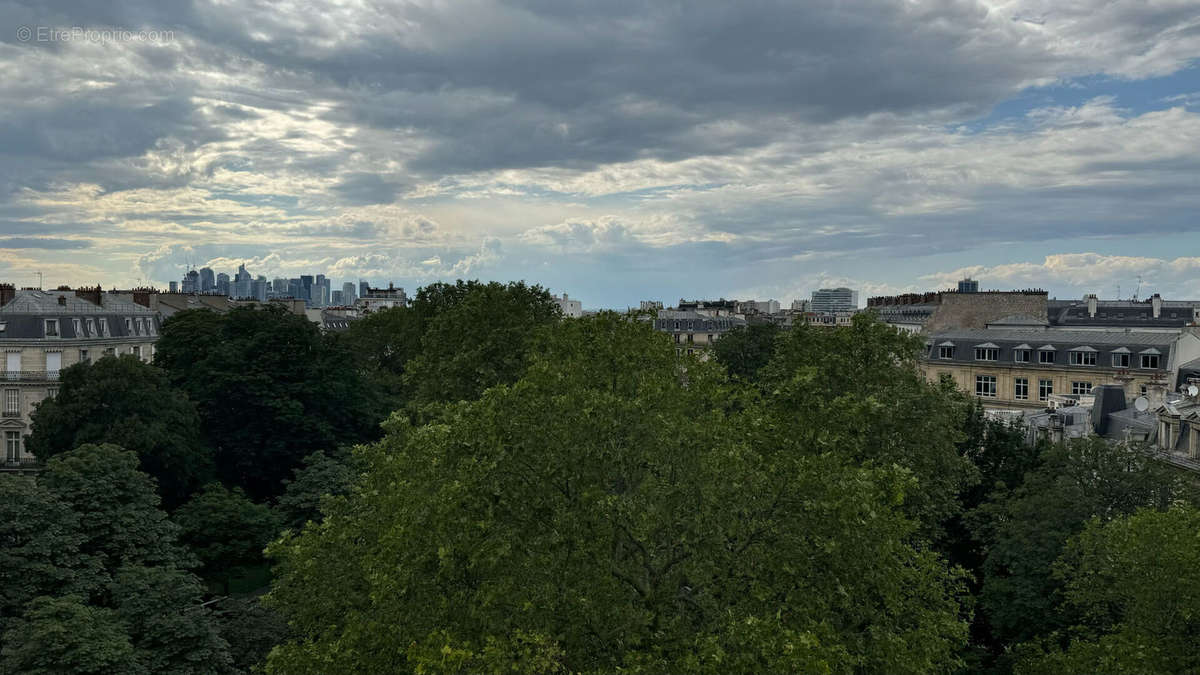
98 318 109 337
937 343 954 359
86 318 95 336
1013 347 1031 363
124 318 133 334
974 347 998 361
1069 348 1097 366
1141 352 1161 369
1112 348 1131 368
44 319 59 337
1038 350 1054 364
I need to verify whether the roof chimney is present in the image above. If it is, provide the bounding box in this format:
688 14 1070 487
0 283 14 307
1086 294 1098 318
74 285 102 307
1152 293 1163 319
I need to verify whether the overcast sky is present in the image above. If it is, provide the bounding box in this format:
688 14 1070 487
1 0 1198 307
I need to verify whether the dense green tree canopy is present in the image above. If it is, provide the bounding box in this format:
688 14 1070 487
267 314 968 674
337 305 426 407
25 355 212 506
972 436 1191 651
712 323 781 381
755 314 977 538
40 443 191 572
1 595 144 675
403 280 561 408
1015 504 1200 675
276 451 357 530
174 483 281 594
0 477 100 634
155 305 380 498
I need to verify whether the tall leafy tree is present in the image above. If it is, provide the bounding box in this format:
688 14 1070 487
40 443 192 572
1015 504 1200 675
108 565 236 675
712 323 781 381
0 477 101 635
972 436 1191 655
0 595 143 675
337 305 427 408
754 313 977 538
174 483 282 594
267 314 968 674
277 451 357 530
403 280 561 408
25 355 212 507
156 305 380 498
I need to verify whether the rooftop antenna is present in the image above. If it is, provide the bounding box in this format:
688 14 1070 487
35 271 43 289
1133 275 1142 302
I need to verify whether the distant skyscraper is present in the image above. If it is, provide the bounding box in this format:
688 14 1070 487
315 275 328 308
810 288 859 314
234 264 253 299
216 272 231 296
199 267 215 292
359 280 369 299
181 269 200 293
343 282 356 305
331 290 344 305
169 281 179 293
957 278 980 293
300 275 314 304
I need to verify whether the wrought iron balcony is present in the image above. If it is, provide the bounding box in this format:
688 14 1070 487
1 370 59 382
0 456 41 471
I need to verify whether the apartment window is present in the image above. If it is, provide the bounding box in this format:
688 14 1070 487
1014 378 1029 400
103 347 115 357
125 318 133 334
1113 352 1130 368
46 387 58 399
975 375 997 398
673 334 681 344
145 318 155 336
86 318 96 336
1141 385 1148 396
44 319 59 337
1039 379 1053 401
975 348 998 361
686 348 694 355
5 431 19 462
72 318 81 336
1038 350 1055 364
938 346 954 359
687 334 694 344
133 346 142 360
98 318 109 337
79 349 89 364
4 389 18 414
1070 351 1097 366
1072 381 1093 395
1014 349 1031 363
1141 354 1161 369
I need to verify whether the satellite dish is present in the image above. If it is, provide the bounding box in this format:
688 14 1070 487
1134 396 1150 412
1189 385 1199 397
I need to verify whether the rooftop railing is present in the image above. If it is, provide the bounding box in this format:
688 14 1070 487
1 370 59 381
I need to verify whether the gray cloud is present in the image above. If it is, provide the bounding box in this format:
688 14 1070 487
0 237 92 249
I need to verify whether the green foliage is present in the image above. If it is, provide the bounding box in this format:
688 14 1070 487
1014 504 1200 675
108 565 236 674
266 314 968 674
175 483 282 593
712 323 781 381
277 451 357 530
0 476 101 634
972 436 1191 650
156 305 380 498
214 596 292 673
25 354 212 507
755 313 977 538
0 595 144 675
41 443 191 572
403 280 561 408
338 305 426 407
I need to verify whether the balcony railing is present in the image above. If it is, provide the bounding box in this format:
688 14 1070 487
0 457 41 471
1 370 59 382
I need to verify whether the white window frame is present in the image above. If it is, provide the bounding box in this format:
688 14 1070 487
72 318 81 336
98 318 109 337
79 349 89 364
1113 353 1130 368
975 375 997 398
975 348 998 361
1014 378 1029 400
938 346 954 359
1070 351 1096 366
1039 379 1053 401
125 318 133 335
44 319 59 337
1014 349 1030 363
4 388 18 414
1071 381 1093 395
1038 350 1055 364
86 318 96 337
1141 354 1161 369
